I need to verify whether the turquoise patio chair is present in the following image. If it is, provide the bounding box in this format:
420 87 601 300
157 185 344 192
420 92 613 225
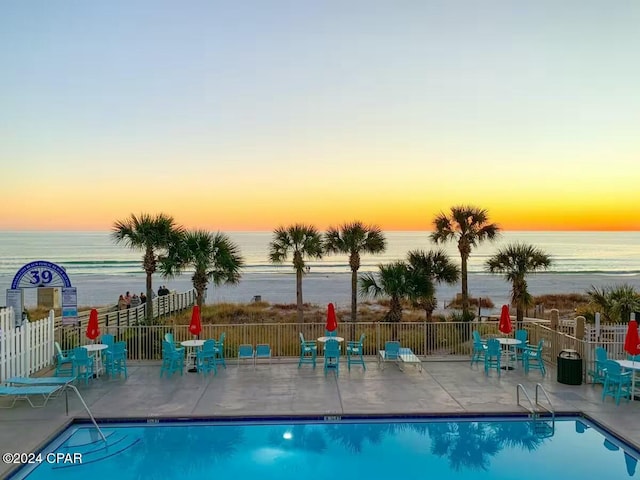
101 333 115 366
471 331 487 366
255 344 272 367
588 347 608 386
238 344 254 366
196 340 218 376
484 338 501 377
164 332 185 354
514 329 528 364
72 347 94 385
298 333 317 369
523 340 546 376
213 332 227 369
105 341 128 379
378 341 400 370
54 342 74 377
602 360 632 405
324 339 340 376
346 333 366 371
160 340 184 377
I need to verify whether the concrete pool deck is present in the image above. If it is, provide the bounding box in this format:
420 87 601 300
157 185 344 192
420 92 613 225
2 358 640 477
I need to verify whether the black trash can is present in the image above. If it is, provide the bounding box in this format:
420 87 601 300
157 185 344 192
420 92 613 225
557 349 582 385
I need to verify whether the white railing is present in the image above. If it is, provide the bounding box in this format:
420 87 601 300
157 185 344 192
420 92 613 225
0 308 54 381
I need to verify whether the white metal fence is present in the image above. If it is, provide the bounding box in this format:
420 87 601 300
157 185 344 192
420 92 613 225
0 308 54 381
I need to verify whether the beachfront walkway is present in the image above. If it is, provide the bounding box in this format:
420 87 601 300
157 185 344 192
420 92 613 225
2 358 640 477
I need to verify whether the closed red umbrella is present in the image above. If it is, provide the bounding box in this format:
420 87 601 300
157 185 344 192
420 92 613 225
624 319 640 357
189 305 202 337
86 308 100 341
326 303 337 332
498 305 512 335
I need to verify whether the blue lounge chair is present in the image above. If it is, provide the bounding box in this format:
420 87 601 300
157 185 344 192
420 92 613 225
346 333 366 371
7 376 76 387
0 385 64 408
255 344 272 367
299 333 317 369
484 338 501 376
378 341 400 370
324 339 340 376
602 360 632 405
238 344 254 366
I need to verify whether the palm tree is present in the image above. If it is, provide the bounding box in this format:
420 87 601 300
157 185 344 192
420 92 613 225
160 230 244 309
588 284 640 322
431 205 500 317
485 243 552 329
324 221 386 325
407 249 460 321
359 261 433 323
269 224 324 322
111 213 183 323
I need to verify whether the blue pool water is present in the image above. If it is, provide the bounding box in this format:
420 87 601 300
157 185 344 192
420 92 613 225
11 416 640 479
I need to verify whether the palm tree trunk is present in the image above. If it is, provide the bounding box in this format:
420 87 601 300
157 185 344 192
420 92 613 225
460 255 469 314
145 272 153 324
296 269 303 323
350 268 358 338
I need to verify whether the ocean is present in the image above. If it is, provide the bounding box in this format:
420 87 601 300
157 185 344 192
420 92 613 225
0 231 639 314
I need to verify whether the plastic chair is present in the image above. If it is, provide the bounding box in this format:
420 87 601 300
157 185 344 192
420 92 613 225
213 332 227 369
196 340 218 375
379 341 400 370
160 340 184 377
325 330 337 337
602 360 632 405
72 347 95 385
298 333 317 369
514 329 528 364
105 341 128 378
255 344 272 367
324 339 340 376
164 332 185 354
471 332 487 366
238 344 254 366
54 342 74 377
346 333 366 371
101 333 115 366
484 338 501 376
523 340 546 376
588 347 608 386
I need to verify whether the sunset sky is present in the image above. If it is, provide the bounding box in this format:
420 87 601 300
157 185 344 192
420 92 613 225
2 1 639 232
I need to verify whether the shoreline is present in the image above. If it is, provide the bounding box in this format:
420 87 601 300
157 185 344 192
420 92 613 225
5 271 639 316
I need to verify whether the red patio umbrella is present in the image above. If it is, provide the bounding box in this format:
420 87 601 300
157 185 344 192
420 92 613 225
498 305 512 335
326 303 337 332
189 305 202 337
86 308 100 341
624 318 640 358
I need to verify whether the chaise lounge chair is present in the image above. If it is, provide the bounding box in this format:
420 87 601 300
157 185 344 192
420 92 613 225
0 385 64 408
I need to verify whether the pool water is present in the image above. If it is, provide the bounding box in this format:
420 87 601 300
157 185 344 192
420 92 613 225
11 416 640 479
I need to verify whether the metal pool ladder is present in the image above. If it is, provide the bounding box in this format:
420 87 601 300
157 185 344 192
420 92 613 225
517 383 555 437
65 385 107 443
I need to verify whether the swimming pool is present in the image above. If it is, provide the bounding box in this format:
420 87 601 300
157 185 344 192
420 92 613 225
10 415 640 479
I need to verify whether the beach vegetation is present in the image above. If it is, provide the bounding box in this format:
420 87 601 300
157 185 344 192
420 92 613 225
268 224 324 322
431 205 500 317
407 249 460 321
586 284 640 323
359 261 434 323
111 213 183 324
324 221 387 325
485 243 552 329
160 230 244 309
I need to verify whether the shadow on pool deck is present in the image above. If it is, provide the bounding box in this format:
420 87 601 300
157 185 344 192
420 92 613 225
2 358 640 477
